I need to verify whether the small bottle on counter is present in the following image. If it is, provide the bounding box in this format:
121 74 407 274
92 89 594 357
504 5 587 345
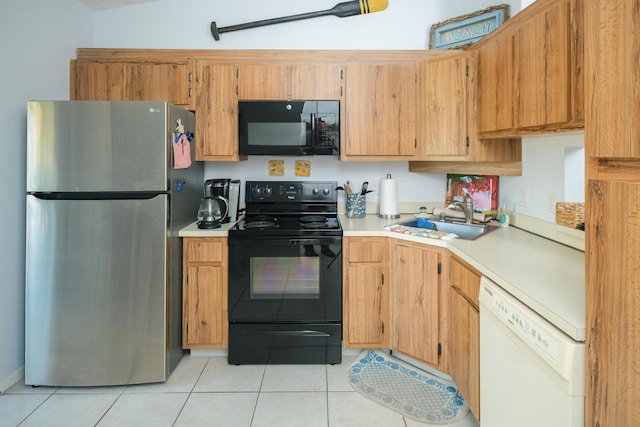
499 203 510 227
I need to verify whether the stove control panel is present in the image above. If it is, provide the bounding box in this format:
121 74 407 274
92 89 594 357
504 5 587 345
246 181 337 203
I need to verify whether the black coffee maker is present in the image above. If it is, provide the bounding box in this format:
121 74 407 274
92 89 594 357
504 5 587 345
200 179 240 223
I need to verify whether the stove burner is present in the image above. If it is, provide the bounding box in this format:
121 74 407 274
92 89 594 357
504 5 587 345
299 215 328 223
244 215 277 229
244 221 277 229
302 222 329 229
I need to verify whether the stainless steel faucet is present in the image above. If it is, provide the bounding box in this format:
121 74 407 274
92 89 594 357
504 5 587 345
449 194 474 224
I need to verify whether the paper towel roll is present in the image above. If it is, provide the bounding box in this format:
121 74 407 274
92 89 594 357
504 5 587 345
378 174 400 218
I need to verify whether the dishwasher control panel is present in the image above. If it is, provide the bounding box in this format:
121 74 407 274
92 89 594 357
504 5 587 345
489 289 560 364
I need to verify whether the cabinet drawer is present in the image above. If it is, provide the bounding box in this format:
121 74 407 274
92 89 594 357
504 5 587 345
449 256 481 307
347 239 386 263
185 238 226 263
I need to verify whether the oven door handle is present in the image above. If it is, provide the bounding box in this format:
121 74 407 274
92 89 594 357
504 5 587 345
255 330 331 337
288 239 324 245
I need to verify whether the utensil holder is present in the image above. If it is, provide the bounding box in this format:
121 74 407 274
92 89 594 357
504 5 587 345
346 193 366 219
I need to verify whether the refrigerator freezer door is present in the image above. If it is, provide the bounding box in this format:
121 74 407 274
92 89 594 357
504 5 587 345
27 101 169 192
25 194 168 386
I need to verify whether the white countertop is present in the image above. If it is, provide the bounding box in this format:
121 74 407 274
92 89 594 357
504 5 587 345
179 213 585 341
179 220 235 237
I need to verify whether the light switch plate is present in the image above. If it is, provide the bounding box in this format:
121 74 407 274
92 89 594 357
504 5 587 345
518 187 530 209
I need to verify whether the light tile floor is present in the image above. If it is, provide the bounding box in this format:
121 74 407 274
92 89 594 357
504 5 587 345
0 355 480 427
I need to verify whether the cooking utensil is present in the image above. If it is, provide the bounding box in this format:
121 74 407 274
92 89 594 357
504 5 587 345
361 181 368 194
344 181 353 194
210 0 389 41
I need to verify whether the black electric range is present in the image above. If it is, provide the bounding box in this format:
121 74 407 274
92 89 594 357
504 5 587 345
227 180 343 365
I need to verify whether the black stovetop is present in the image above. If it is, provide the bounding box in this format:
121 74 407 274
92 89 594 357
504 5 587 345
229 180 342 238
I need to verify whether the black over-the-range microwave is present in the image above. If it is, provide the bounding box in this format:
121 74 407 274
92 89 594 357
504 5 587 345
238 100 340 156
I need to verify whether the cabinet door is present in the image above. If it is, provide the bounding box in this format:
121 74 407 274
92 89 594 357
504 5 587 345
344 64 417 158
586 180 640 425
184 264 227 348
237 63 343 100
193 61 242 161
73 61 191 106
585 0 640 158
73 62 130 101
344 263 388 347
182 238 228 349
291 64 343 100
476 33 514 134
448 256 481 419
419 54 469 158
515 0 571 129
343 237 388 348
237 64 290 100
391 242 440 367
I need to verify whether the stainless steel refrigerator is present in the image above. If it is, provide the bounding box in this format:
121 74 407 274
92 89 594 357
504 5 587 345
25 100 203 386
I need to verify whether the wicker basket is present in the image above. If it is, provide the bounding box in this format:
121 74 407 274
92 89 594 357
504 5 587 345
555 202 585 229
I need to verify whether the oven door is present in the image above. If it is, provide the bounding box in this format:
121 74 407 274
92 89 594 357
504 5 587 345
228 236 342 323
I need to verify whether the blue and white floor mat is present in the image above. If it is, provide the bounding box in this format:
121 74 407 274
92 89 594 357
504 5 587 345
348 349 470 424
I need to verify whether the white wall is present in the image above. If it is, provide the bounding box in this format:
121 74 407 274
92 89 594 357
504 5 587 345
0 0 93 391
500 133 585 222
93 0 519 50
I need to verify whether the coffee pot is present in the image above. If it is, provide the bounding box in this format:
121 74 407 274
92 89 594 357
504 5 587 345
197 182 229 229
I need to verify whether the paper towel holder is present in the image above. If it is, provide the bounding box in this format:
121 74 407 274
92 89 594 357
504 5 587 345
378 212 401 219
378 173 400 219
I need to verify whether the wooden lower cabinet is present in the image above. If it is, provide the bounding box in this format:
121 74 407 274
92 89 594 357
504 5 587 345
390 240 442 368
447 255 481 420
182 237 228 349
343 237 389 348
586 179 640 426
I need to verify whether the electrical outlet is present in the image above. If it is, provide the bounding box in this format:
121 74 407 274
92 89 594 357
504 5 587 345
369 180 378 194
547 193 557 214
518 187 530 209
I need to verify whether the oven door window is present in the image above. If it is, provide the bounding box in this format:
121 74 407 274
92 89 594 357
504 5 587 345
228 237 342 323
251 256 319 299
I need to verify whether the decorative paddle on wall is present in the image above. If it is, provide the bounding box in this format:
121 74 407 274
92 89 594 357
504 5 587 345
211 0 389 41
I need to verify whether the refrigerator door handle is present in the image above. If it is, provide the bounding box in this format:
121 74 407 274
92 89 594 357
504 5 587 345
29 192 164 200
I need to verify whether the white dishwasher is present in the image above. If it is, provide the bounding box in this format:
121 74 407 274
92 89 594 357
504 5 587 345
479 276 585 427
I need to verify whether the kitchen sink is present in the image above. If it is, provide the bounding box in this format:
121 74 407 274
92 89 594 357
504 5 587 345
391 218 499 240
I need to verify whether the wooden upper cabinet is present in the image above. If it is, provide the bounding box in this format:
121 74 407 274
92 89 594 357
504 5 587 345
419 53 469 158
475 0 583 138
72 61 192 107
292 64 343 100
515 0 571 129
192 60 243 161
476 33 514 135
585 0 640 159
237 64 289 100
410 51 522 176
343 63 417 159
237 63 343 100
